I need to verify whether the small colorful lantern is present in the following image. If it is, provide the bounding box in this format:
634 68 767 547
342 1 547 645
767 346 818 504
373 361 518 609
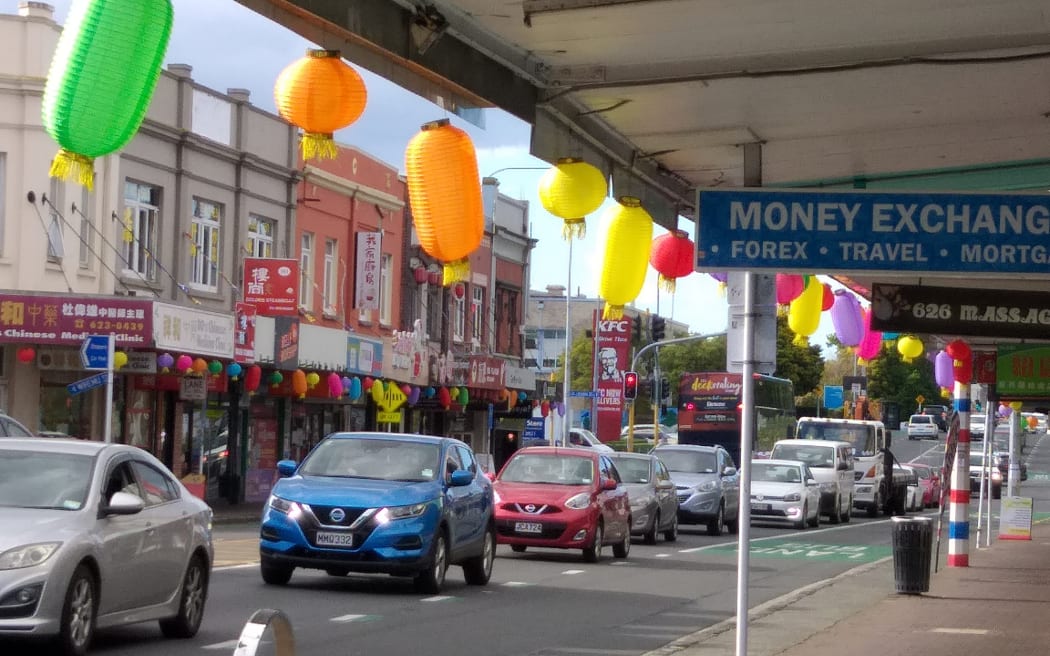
349 377 362 401
226 362 242 381
946 339 972 383
537 157 607 239
269 371 283 387
176 354 193 374
113 351 128 370
598 197 653 319
408 387 421 406
208 360 223 376
830 291 864 347
16 347 35 364
775 274 806 305
192 358 208 375
438 386 452 410
157 352 174 372
292 369 307 398
306 371 320 389
274 49 367 160
405 119 484 285
458 387 469 406
897 335 924 363
245 365 262 394
820 283 834 312
427 270 442 286
371 379 385 404
327 372 342 398
787 277 822 345
43 0 174 189
413 266 428 285
934 350 954 388
856 308 883 361
649 229 695 293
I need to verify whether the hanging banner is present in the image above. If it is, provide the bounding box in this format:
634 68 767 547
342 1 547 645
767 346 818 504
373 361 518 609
354 231 381 311
234 302 257 364
594 311 631 443
273 316 300 369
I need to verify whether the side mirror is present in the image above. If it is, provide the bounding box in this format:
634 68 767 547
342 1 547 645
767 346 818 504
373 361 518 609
723 466 737 477
806 478 817 486
838 461 850 471
103 491 144 516
449 469 474 487
602 478 618 490
656 479 675 490
276 460 298 477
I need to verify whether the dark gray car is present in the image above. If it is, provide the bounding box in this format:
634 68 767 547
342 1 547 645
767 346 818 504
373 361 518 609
608 452 678 543
652 444 740 536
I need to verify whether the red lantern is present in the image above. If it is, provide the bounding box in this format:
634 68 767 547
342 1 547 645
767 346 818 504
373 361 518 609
541 400 550 417
427 270 441 286
413 266 428 285
649 230 694 293
438 386 452 409
245 365 262 395
820 284 834 312
16 347 35 364
292 369 308 398
405 119 484 285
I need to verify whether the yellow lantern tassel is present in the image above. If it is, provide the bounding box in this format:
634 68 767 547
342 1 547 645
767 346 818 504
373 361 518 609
792 334 809 346
49 150 95 190
301 132 338 160
443 258 470 285
658 274 676 294
602 302 624 320
562 218 586 240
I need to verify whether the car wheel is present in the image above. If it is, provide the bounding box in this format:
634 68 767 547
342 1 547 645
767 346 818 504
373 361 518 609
159 555 208 639
664 513 678 542
894 490 907 515
993 485 1002 500
55 565 96 656
706 503 724 536
613 524 631 558
510 544 527 553
583 522 604 563
643 511 659 545
463 527 495 585
414 531 448 594
867 492 881 518
260 560 294 586
794 503 808 530
828 495 842 524
841 497 852 523
808 504 820 527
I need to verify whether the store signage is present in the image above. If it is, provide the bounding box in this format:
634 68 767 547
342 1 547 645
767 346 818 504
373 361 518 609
391 319 425 375
153 302 234 359
0 293 151 346
180 375 207 401
696 188 1050 276
273 316 300 369
468 356 505 389
243 257 299 316
354 232 381 311
594 311 631 442
346 336 383 375
996 344 1050 399
234 302 257 363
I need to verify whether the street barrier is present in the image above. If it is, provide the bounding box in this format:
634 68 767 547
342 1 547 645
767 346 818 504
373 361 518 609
233 609 296 656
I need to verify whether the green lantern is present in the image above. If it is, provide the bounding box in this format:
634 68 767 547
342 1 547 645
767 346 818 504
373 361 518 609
42 0 174 189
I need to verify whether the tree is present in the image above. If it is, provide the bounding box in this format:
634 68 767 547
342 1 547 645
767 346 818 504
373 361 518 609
774 314 824 397
867 342 941 419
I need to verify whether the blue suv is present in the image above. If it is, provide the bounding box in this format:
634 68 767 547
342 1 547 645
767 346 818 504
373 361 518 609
259 432 495 593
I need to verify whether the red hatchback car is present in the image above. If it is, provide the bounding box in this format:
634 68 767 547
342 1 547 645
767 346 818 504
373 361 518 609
904 462 942 508
491 446 631 562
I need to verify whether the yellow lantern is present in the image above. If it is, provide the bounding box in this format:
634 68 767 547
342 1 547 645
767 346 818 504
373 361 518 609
371 379 386 404
897 335 924 363
405 119 484 285
598 197 653 319
274 49 367 160
113 351 129 370
538 158 607 239
787 276 822 346
306 371 320 389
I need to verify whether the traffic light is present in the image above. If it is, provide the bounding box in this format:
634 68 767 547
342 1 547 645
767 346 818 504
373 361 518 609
623 371 639 401
651 315 666 341
661 377 670 400
631 317 641 342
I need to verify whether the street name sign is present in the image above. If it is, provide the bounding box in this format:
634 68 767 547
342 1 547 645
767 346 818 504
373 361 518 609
569 390 598 398
80 334 110 370
695 188 1050 277
68 372 109 395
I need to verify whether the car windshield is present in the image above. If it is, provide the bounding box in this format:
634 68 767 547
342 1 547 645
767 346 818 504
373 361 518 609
0 449 94 510
910 466 931 480
797 422 878 457
499 454 594 485
971 453 989 468
772 444 835 468
299 437 440 482
752 462 803 483
910 415 932 424
609 457 650 484
655 449 717 474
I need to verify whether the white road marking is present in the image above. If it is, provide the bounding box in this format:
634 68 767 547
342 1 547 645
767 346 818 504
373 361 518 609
654 553 671 558
331 614 369 622
203 640 242 650
421 595 454 602
503 581 531 587
931 628 990 635
544 649 638 655
562 569 586 575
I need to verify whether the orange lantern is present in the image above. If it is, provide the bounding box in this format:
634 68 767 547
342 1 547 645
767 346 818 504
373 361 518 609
405 119 483 285
537 158 607 239
274 49 367 160
292 369 308 399
599 197 653 319
191 358 208 375
649 229 694 293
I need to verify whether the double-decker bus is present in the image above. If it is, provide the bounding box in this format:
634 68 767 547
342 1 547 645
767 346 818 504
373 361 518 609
677 372 796 466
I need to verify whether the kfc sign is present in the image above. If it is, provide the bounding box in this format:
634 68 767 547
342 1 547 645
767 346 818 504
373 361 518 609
243 258 299 316
596 320 629 334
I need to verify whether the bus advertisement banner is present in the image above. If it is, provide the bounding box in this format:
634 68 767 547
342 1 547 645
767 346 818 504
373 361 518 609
678 372 743 432
594 312 633 443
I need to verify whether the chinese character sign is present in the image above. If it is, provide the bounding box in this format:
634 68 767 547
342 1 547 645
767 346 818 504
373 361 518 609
594 312 632 443
243 258 299 316
355 232 381 311
0 293 152 345
274 316 300 369
234 302 257 364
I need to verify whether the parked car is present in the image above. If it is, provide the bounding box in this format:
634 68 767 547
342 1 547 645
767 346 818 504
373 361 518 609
903 462 942 508
993 451 1028 482
907 414 939 440
893 464 923 511
491 446 631 562
566 427 615 453
969 451 1003 499
749 459 821 529
620 424 675 445
769 439 854 523
259 433 495 593
0 412 35 437
607 452 678 543
0 438 213 656
651 444 740 536
969 415 986 441
921 405 949 431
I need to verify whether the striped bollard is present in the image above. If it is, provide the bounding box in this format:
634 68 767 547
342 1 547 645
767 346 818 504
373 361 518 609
948 385 971 567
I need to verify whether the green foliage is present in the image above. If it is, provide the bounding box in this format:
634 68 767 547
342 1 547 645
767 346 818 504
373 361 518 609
866 342 942 418
774 314 824 396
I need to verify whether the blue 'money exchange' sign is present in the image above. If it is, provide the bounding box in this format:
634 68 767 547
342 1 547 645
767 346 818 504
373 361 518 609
695 189 1050 276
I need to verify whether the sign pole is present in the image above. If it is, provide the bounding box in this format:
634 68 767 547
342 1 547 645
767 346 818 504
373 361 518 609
104 333 114 444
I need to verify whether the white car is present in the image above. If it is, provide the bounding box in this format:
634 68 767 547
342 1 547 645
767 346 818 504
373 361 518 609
748 459 821 529
566 428 615 453
907 414 938 440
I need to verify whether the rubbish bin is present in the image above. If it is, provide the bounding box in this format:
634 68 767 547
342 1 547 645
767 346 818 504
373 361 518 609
891 516 933 594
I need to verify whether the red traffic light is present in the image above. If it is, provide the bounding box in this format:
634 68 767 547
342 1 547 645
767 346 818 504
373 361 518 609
623 371 639 401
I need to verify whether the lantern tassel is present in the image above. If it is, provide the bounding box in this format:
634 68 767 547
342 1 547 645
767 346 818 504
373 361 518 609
443 258 470 285
301 132 338 160
562 218 586 240
658 274 676 294
792 334 809 347
49 150 95 190
602 302 624 320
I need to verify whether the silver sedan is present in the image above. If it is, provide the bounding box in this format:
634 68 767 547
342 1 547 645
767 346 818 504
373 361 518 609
0 439 213 656
608 452 679 543
749 459 822 530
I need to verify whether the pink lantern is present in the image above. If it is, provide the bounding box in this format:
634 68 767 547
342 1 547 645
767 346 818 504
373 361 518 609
327 372 342 398
401 383 412 396
176 354 193 374
830 291 864 347
775 273 805 305
934 350 954 388
427 270 441 286
413 266 428 285
856 309 883 361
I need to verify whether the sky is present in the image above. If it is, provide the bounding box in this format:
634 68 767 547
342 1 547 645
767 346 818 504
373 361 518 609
39 0 839 350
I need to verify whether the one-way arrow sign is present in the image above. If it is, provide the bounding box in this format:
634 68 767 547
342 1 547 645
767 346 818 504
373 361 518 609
67 372 110 395
80 334 110 370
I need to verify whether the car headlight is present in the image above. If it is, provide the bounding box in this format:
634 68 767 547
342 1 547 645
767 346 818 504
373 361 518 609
782 492 802 502
0 543 61 570
697 480 718 492
493 489 502 505
565 493 591 510
630 495 655 510
268 494 302 517
375 502 430 524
